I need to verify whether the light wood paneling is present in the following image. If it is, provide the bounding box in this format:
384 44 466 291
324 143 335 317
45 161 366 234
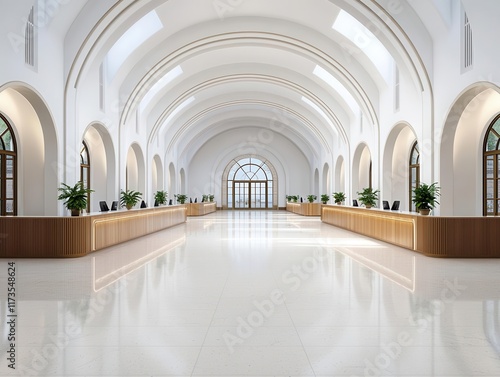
321 205 500 257
286 202 322 216
187 202 217 216
0 206 187 258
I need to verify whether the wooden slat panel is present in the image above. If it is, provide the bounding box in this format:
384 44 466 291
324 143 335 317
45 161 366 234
187 203 217 216
322 205 500 258
286 203 321 216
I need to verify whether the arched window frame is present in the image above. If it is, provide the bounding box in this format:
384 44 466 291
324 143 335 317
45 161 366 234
409 141 420 212
483 115 500 216
0 114 17 216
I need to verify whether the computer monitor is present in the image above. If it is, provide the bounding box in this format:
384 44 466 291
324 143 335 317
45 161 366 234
154 200 159 207
110 201 118 211
99 201 109 212
383 200 390 210
391 200 400 211
352 199 358 207
140 200 147 208
169 199 173 206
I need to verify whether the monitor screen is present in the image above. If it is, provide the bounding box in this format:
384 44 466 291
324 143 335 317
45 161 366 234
383 200 390 210
99 201 109 212
391 200 400 211
110 201 118 210
352 199 358 207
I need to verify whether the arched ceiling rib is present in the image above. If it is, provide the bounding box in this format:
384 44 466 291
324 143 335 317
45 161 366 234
63 0 434 164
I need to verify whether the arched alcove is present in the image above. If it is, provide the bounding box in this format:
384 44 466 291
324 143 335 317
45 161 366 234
168 162 176 198
313 168 320 198
335 156 346 194
441 85 500 215
179 168 186 195
82 123 116 212
322 163 330 196
152 155 164 197
0 84 58 215
383 123 417 212
126 143 145 196
352 143 372 197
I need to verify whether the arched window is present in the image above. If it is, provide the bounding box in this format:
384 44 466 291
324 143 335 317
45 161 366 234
227 157 274 209
409 141 420 212
80 141 91 213
484 116 500 216
0 114 17 216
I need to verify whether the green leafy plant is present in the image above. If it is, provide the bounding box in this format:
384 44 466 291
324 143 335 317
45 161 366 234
175 194 187 204
202 194 209 203
154 190 168 205
357 187 379 208
120 189 142 210
332 192 346 204
209 194 214 202
320 194 330 204
412 182 440 213
307 194 317 203
57 182 94 216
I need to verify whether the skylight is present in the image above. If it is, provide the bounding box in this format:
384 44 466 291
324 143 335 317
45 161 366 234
301 96 338 135
313 65 359 114
333 10 393 82
106 11 163 81
140 65 183 112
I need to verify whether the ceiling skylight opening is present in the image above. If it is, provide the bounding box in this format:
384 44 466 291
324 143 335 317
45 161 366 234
313 65 359 115
106 11 163 81
140 65 183 112
301 96 338 135
332 10 393 82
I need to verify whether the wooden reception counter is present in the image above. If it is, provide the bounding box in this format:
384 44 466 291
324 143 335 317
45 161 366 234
321 205 500 258
0 205 187 258
286 202 322 216
187 202 216 216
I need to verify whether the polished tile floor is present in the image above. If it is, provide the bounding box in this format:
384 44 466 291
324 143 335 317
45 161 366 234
1 210 500 376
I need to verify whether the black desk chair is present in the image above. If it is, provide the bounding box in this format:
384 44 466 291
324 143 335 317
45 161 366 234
383 200 390 210
352 199 358 207
110 201 118 210
99 201 109 212
391 200 400 211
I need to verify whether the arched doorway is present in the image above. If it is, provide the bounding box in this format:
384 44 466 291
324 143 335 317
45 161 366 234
0 114 17 216
225 157 276 209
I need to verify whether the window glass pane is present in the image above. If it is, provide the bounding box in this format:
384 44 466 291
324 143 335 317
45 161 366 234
486 132 499 151
6 200 14 214
0 119 7 134
6 180 13 198
493 119 500 135
487 200 494 214
487 158 494 178
487 180 494 198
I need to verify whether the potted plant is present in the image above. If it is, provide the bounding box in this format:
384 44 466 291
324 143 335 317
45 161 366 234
202 194 209 203
321 194 330 204
58 181 94 216
412 182 440 215
209 194 214 202
357 187 379 209
332 192 346 205
120 189 142 210
175 194 187 204
307 194 317 203
154 190 168 206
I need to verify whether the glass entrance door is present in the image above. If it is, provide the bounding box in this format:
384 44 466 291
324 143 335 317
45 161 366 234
233 181 268 209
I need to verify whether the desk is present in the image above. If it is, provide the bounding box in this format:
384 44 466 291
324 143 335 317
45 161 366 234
186 202 216 216
0 205 187 258
286 202 322 216
321 205 500 258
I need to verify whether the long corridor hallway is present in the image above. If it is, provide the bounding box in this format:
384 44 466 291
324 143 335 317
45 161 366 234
2 210 500 376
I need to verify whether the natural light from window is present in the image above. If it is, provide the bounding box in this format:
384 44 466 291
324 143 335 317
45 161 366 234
313 65 359 115
140 65 183 112
106 11 163 81
159 96 195 135
332 10 393 82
